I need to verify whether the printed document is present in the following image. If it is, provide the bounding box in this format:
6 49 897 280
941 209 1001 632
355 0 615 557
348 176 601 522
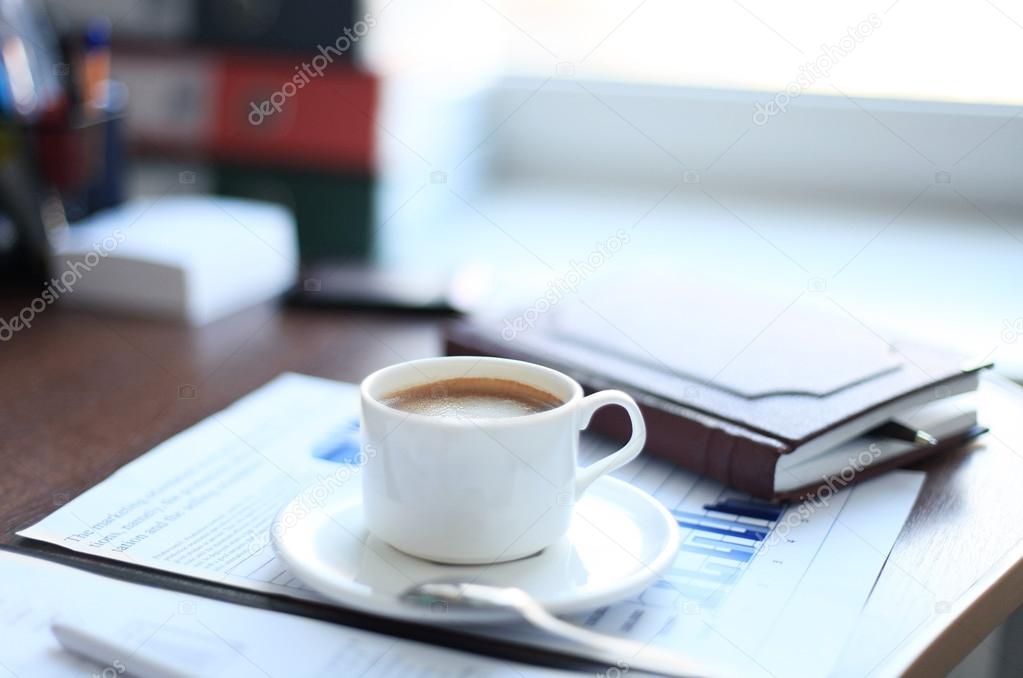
19 373 924 677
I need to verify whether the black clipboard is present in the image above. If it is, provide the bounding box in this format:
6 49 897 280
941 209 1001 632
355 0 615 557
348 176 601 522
3 538 618 675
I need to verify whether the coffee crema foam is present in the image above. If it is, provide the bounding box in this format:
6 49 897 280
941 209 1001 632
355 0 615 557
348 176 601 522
381 377 564 419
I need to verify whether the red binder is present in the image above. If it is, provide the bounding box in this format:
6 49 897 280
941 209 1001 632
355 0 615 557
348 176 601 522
112 47 377 173
213 52 376 173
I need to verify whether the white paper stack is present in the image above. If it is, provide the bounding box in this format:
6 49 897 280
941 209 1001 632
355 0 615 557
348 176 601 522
49 195 298 325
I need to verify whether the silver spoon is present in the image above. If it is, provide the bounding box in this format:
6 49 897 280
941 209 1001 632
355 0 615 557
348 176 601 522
401 581 711 677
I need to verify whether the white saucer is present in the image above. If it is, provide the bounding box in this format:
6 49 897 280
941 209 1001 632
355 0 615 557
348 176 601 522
272 475 679 625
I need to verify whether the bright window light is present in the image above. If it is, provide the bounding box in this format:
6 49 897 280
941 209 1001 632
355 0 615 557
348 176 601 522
364 0 1023 105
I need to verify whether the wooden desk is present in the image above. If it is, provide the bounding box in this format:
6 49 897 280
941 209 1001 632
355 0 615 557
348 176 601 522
2 295 1022 676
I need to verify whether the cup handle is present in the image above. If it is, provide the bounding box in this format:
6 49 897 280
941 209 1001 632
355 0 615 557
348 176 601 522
574 390 646 498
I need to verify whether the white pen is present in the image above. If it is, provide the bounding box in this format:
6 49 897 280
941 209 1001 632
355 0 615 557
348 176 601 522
52 617 235 678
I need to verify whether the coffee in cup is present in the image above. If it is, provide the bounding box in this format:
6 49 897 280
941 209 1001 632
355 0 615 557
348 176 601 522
380 377 564 419
360 357 647 564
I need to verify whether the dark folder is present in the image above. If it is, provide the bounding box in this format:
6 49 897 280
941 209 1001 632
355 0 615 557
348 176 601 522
445 283 988 499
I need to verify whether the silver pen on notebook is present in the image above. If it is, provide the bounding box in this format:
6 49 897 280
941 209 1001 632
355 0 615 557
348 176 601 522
871 421 938 446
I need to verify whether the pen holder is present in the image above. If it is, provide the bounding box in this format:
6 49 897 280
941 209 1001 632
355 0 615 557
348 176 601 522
30 104 126 219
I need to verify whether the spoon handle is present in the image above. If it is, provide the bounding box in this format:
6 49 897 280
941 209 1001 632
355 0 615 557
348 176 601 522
512 594 712 678
407 583 713 677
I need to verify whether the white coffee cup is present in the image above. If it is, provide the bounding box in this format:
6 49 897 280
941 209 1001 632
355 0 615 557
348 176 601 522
360 356 646 564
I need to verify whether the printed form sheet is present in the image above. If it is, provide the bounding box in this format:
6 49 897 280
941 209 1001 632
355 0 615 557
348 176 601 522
19 373 923 677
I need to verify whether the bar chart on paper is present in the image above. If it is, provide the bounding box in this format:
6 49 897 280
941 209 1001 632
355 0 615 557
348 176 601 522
668 495 782 599
571 445 793 639
488 436 925 678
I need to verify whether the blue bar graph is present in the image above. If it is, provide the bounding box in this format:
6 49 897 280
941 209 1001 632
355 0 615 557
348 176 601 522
662 493 788 607
703 560 740 577
675 518 768 541
692 535 755 552
668 565 736 583
673 510 770 536
704 498 785 522
679 543 753 562
311 417 363 463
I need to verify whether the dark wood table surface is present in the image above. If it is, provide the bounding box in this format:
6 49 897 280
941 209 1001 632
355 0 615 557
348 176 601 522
3 293 1022 677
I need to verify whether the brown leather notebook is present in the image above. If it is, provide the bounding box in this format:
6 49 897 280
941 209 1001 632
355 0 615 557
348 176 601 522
444 284 989 500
